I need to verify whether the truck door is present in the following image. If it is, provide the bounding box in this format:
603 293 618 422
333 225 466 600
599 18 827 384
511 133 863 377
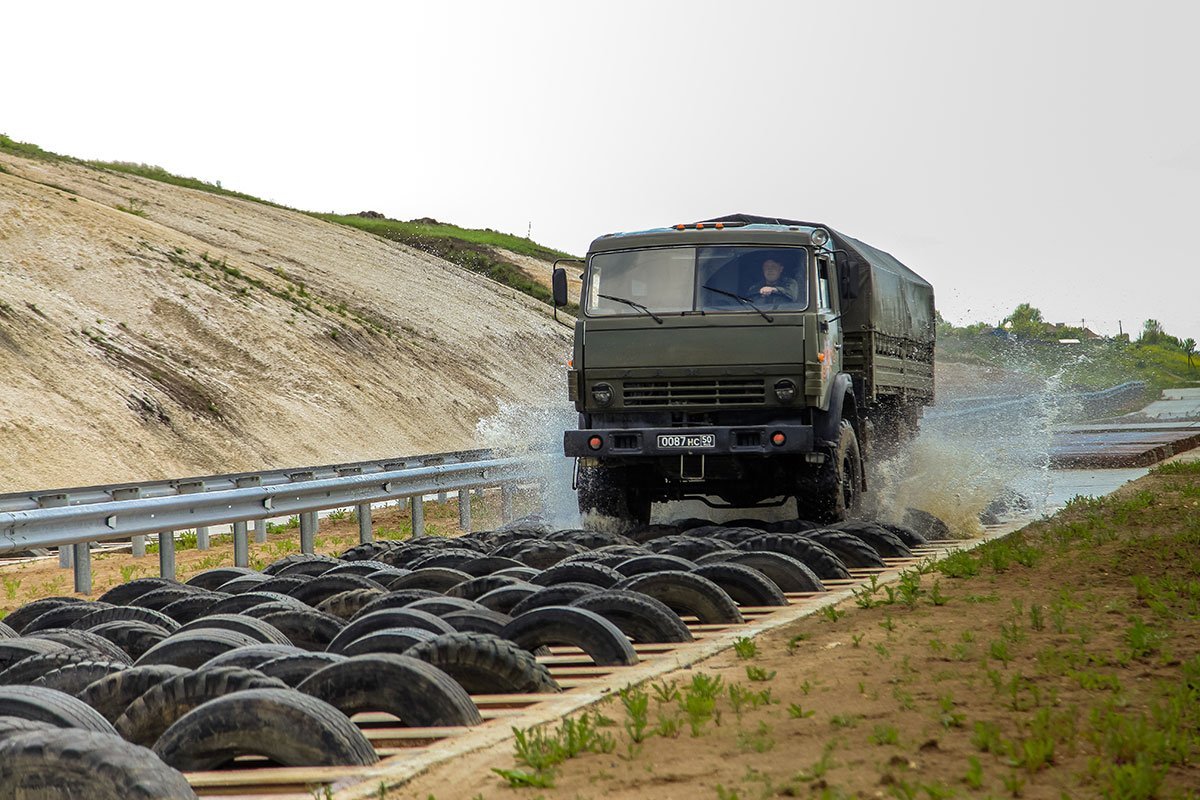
816 257 842 380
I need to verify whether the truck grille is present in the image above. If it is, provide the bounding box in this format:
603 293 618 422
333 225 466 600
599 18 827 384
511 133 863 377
623 378 766 407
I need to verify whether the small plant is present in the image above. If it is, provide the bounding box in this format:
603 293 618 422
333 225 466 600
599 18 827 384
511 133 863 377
929 579 948 606
1029 603 1045 631
733 637 758 660
2 576 21 601
879 614 897 632
652 680 679 704
830 713 860 728
618 685 650 744
785 633 808 655
787 703 815 719
937 694 965 729
821 604 844 622
1001 771 1025 797
989 639 1012 665
971 720 1006 754
851 632 864 648
963 756 984 789
870 724 899 745
745 666 776 682
736 721 775 753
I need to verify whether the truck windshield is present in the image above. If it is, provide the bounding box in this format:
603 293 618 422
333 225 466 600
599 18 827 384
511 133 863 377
585 246 808 317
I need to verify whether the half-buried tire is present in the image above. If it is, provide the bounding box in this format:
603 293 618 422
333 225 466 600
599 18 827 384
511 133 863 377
690 563 789 606
0 728 198 799
253 652 347 688
133 629 263 669
570 589 693 644
404 632 559 694
153 688 377 770
297 653 481 727
722 552 825 593
0 686 117 734
76 665 190 724
500 606 638 666
614 571 744 624
736 534 851 580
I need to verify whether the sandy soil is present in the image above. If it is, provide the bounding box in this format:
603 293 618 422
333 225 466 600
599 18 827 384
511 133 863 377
496 247 584 307
396 469 1200 799
0 154 572 492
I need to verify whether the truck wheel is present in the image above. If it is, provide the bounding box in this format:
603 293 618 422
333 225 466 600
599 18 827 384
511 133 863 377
797 421 863 523
578 467 652 524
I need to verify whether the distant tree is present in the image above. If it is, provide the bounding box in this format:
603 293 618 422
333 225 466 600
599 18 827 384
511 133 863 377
1184 337 1197 370
1139 319 1181 349
1003 303 1049 340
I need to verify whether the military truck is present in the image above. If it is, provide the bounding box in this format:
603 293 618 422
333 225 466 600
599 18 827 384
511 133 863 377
553 214 935 524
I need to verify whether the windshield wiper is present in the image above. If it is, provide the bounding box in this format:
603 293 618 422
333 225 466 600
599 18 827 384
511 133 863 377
701 285 774 323
598 294 664 324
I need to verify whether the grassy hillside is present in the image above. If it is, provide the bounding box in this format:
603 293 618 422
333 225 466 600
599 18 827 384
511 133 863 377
0 133 575 308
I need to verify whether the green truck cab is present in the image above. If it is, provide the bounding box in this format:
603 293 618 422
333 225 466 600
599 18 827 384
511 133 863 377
554 214 935 524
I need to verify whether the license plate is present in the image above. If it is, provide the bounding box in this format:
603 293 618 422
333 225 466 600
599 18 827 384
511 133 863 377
657 433 716 450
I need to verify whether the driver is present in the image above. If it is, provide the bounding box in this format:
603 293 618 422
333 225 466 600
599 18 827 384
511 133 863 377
750 258 798 302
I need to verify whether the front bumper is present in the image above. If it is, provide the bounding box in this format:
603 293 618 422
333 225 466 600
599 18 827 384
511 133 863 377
564 424 815 458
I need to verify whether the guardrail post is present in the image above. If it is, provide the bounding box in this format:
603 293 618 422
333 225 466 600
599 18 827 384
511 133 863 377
159 528 176 580
72 542 92 594
411 496 425 537
112 488 144 556
437 491 447 505
37 495 71 568
458 488 471 532
501 484 516 523
254 519 267 544
356 504 373 544
300 512 317 554
176 482 208 550
233 521 249 567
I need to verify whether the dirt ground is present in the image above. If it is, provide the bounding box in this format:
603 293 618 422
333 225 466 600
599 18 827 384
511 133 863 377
394 464 1200 800
0 153 571 493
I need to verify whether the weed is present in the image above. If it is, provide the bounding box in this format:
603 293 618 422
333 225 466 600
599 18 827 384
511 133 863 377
851 633 865 648
2 576 20 601
822 604 844 622
963 755 984 789
618 685 650 744
929 579 948 606
879 614 897 632
938 549 980 579
1001 771 1025 797
745 666 776 682
971 721 1007 755
829 713 859 728
651 680 679 704
733 637 758 660
1029 603 1045 631
870 724 899 745
937 694 965 729
787 703 815 719
785 633 809 654
989 639 1012 665
736 721 775 753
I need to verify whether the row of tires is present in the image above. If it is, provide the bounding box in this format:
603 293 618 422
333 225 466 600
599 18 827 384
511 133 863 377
0 516 935 797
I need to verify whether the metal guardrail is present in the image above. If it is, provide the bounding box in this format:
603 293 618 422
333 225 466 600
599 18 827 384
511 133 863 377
0 454 540 595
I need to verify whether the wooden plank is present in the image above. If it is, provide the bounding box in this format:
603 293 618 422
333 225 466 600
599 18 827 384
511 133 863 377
361 726 469 741
187 766 366 788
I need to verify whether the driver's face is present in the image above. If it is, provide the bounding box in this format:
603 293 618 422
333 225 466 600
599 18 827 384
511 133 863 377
762 260 783 283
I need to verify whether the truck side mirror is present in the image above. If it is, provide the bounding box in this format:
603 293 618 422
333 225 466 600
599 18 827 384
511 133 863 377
552 267 569 307
837 257 860 300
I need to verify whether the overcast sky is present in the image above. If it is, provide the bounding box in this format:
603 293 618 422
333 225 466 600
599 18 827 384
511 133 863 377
4 1 1197 341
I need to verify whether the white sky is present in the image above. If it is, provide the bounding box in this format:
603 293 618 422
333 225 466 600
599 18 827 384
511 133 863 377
3 1 1197 341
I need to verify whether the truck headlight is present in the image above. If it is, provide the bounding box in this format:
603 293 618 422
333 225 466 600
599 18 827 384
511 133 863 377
591 383 614 407
774 379 797 403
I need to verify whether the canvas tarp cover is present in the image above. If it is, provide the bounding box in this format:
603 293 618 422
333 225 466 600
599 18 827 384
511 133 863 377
701 214 936 344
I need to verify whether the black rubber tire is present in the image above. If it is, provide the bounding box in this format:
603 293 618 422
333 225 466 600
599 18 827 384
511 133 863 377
175 615 292 646
490 566 541 581
22 602 114 634
878 521 929 548
298 653 481 726
214 574 270 594
691 563 789 606
184 567 256 591
255 608 347 652
404 597 490 617
338 542 393 561
385 568 473 593
405 632 560 694
501 606 639 666
338 627 439 657
804 528 890 567
796 419 863 523
693 549 745 566
0 651 112 686
207 591 305 617
76 664 191 724
153 687 377 770
902 508 954 541
509 582 602 616
765 518 821 534
87 621 172 661
0 639 67 672
475 583 540 614
710 526 770 546
134 629 263 669
351 589 442 619
406 548 486 571
6 598 88 634
199 644 304 671
29 661 127 697
253 652 347 688
129 587 207 612
724 551 826 593
458 555 527 577
736 533 851 580
547 530 638 550
0 728 198 799
828 520 915 556
240 601 307 620
506 540 589 570
115 666 287 747
0 685 118 733
327 609 454 653
614 554 697 577
97 578 179 607
571 589 693 643
366 568 417 589
288 574 385 607
25 629 133 663
530 561 623 589
651 536 733 562
263 553 341 576
0 715 55 738
253 575 312 596
322 560 392 578
441 608 515 638
614 571 744 624
70 606 180 633
446 574 524 600
157 593 227 625
0 621 16 639
316 588 388 620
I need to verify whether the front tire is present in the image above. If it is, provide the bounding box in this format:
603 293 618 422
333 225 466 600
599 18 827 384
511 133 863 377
796 420 863 523
577 465 651 525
